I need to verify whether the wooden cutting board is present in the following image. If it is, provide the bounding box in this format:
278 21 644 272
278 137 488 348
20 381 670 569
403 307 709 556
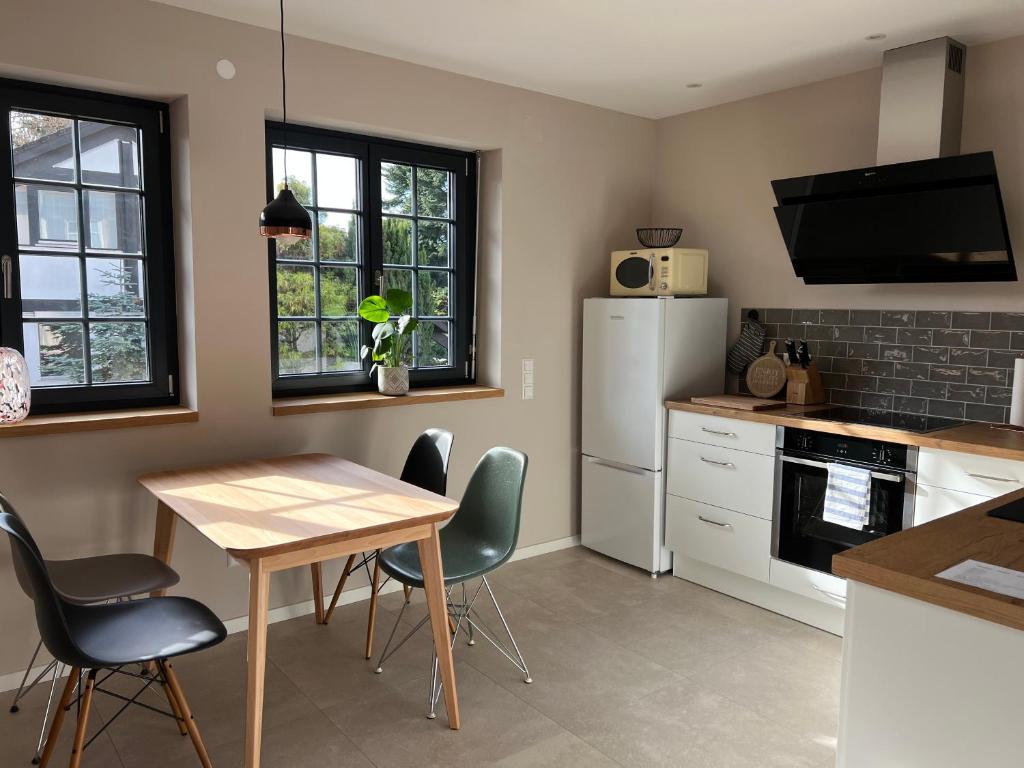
690 394 787 411
745 341 788 398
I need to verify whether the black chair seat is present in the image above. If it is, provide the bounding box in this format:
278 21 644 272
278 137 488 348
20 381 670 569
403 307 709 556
379 527 507 589
47 554 180 604
64 596 226 667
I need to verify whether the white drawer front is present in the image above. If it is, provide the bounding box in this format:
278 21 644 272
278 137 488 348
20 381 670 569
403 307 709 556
668 410 776 456
666 438 775 519
914 483 991 526
918 448 1024 497
769 558 847 608
665 496 771 582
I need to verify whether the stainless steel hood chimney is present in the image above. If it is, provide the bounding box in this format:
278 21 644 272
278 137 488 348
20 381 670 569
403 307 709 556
770 38 1015 285
876 37 966 164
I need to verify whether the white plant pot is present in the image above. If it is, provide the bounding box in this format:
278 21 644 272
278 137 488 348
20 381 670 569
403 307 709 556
377 365 409 396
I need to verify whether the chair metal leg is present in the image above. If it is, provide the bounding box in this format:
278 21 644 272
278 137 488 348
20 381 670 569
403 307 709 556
374 598 429 674
471 576 532 683
68 670 96 768
159 660 213 768
321 553 357 625
403 584 412 604
30 662 63 765
37 668 79 768
365 553 382 659
9 638 44 713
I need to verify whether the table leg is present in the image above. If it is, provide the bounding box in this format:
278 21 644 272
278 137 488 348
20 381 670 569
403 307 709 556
417 524 460 729
151 501 177 597
310 563 324 624
245 559 270 768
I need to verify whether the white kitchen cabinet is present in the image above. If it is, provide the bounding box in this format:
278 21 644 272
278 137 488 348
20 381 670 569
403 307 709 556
666 436 775 520
665 495 771 582
917 447 1024 498
913 483 991 526
668 410 776 456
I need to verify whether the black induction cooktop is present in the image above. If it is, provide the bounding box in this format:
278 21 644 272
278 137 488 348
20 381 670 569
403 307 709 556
800 406 965 434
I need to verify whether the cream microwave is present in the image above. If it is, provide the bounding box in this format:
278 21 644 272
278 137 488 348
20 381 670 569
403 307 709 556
610 248 708 296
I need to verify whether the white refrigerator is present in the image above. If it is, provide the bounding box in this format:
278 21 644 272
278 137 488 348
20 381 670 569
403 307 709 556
581 297 728 574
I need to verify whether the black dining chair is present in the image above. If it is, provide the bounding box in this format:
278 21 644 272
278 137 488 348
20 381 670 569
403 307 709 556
1 494 226 768
318 428 454 660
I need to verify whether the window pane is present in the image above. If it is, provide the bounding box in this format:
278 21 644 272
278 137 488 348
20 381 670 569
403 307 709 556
416 271 449 317
90 322 149 383
276 265 315 317
383 268 412 298
318 212 358 262
19 255 81 318
16 183 79 250
86 258 145 317
276 226 312 260
382 216 412 265
278 321 317 375
322 321 360 372
79 121 140 188
417 220 449 267
380 162 412 214
11 112 75 183
23 321 85 386
316 153 359 210
417 167 450 218
85 190 142 254
415 320 450 368
272 147 313 205
320 266 358 316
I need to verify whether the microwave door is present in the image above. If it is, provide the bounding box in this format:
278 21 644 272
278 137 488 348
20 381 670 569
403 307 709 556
613 253 654 294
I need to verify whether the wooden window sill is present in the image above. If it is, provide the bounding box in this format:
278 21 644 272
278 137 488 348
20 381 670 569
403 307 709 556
0 406 199 438
273 385 504 416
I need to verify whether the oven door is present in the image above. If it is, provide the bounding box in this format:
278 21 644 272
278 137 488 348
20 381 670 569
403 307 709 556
772 453 915 574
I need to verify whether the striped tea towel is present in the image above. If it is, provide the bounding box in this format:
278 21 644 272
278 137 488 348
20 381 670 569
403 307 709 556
823 463 871 530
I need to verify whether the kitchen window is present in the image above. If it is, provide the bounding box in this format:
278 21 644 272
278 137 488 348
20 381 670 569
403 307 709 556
0 78 178 414
266 123 477 396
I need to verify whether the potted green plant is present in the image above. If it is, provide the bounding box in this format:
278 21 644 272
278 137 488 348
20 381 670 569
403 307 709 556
358 289 417 396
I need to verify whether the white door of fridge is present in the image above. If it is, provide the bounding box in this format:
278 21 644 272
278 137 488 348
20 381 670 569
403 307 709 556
580 455 668 574
581 298 664 471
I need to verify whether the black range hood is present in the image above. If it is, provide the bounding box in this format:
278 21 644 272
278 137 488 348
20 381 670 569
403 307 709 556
772 151 1016 284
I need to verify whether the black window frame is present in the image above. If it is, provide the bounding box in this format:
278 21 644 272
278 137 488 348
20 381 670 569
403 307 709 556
266 122 477 398
0 77 178 415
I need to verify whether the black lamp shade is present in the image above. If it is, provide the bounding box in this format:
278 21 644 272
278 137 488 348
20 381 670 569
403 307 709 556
259 187 313 239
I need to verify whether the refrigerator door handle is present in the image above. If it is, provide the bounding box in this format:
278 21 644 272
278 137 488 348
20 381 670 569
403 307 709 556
584 456 648 476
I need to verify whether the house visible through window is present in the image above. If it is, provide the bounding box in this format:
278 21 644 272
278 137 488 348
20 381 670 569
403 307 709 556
266 123 477 396
0 79 178 413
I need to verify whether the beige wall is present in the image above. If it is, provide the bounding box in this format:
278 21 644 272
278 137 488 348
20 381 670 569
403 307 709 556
654 34 1024 341
0 0 655 676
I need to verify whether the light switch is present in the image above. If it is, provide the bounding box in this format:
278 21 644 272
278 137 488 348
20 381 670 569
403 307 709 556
522 358 534 400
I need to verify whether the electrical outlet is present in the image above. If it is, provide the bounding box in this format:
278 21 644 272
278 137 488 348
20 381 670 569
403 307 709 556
522 358 534 400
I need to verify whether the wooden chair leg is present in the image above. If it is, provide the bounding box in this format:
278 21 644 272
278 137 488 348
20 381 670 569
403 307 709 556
311 562 324 624
365 553 382 659
37 668 79 768
159 660 213 768
68 670 96 768
322 553 357 625
159 668 188 735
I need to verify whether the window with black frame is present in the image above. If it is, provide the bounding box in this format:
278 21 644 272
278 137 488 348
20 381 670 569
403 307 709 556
266 122 477 397
0 79 177 414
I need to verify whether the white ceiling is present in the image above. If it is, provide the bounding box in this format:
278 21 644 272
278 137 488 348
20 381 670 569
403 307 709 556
150 0 1024 118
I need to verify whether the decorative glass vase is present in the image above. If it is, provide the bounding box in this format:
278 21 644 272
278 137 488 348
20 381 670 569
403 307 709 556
0 347 31 423
377 365 409 396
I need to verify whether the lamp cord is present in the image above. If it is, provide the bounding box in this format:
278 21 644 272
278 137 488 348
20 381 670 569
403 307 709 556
280 0 288 189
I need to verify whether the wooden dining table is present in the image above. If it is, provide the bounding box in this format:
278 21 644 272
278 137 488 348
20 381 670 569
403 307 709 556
138 452 461 768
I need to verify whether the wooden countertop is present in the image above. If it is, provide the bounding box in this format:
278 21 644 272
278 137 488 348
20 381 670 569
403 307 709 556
833 492 1024 632
665 398 1024 461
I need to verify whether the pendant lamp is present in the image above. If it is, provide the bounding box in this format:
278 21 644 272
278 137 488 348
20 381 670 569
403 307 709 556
259 0 313 240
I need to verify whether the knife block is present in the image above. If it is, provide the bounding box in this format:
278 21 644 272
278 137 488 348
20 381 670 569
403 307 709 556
785 363 826 405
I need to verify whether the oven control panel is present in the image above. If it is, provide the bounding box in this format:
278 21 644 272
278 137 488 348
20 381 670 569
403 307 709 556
782 428 909 469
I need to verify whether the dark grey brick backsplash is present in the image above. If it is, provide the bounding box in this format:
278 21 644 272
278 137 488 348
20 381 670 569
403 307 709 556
739 308 1023 425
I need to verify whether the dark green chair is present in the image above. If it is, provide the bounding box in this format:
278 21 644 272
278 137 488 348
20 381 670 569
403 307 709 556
374 446 530 719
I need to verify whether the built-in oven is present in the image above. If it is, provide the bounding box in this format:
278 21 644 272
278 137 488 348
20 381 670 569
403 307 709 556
772 427 917 575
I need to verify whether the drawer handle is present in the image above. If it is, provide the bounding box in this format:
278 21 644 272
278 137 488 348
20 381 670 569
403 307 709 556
813 585 847 604
701 427 737 438
699 457 735 469
698 515 733 529
967 472 1017 484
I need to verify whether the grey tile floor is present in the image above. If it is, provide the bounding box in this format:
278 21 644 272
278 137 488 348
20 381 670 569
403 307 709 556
1 546 841 767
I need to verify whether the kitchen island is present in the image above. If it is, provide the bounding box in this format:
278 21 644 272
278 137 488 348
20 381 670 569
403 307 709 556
832 491 1024 767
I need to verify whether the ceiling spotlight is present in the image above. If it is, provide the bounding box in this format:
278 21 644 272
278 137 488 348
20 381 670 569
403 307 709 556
686 83 703 89
865 33 887 41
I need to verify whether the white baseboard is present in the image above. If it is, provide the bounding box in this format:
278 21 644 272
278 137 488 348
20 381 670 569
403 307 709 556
0 535 580 694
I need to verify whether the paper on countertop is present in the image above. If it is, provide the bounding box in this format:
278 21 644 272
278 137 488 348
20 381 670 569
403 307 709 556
935 559 1024 600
